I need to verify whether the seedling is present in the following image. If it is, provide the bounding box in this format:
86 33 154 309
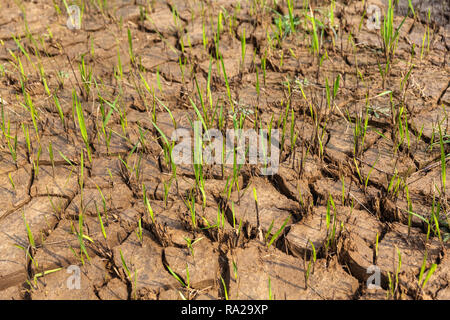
119 249 131 279
167 264 186 287
253 187 263 241
184 237 203 258
305 239 317 288
143 184 155 224
268 277 272 300
267 215 290 248
421 263 437 290
96 203 107 241
136 218 143 245
220 276 229 300
325 195 337 253
23 210 35 249
73 91 92 162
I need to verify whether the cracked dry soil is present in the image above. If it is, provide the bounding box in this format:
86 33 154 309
0 0 449 300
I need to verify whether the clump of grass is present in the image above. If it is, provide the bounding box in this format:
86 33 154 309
420 9 432 60
379 0 409 87
272 3 299 40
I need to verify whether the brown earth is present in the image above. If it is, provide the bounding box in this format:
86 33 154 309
0 0 449 300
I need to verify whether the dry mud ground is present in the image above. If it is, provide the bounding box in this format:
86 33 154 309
0 0 449 300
